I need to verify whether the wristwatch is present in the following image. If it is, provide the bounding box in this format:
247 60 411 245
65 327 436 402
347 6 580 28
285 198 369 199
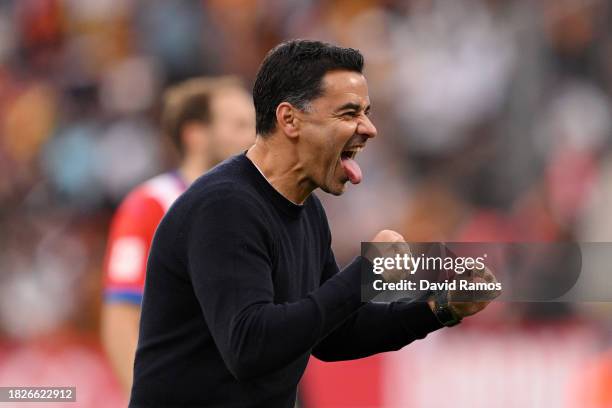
431 289 462 327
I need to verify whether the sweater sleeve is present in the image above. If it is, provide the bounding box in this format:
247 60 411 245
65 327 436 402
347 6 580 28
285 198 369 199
311 242 444 362
186 195 373 381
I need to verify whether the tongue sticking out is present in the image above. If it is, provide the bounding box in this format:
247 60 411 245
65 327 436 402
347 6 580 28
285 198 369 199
341 156 363 184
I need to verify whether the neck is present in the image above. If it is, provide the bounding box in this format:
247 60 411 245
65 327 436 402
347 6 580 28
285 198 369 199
246 135 315 204
178 154 213 185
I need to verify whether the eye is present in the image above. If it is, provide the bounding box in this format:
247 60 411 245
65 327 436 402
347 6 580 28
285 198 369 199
342 111 358 118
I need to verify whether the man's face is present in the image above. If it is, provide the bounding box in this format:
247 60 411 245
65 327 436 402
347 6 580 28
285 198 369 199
296 70 377 195
207 87 256 164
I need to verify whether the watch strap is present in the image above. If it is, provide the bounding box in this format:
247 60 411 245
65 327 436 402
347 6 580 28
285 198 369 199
432 289 462 327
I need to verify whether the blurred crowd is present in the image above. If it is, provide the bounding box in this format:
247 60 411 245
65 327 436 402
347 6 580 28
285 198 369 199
1 0 612 407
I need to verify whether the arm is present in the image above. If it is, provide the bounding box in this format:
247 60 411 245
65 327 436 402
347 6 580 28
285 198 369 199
101 303 140 392
312 301 441 361
101 192 164 393
311 248 443 362
187 196 373 381
311 244 503 361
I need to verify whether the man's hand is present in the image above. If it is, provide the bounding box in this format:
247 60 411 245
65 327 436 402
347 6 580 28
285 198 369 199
448 265 501 318
371 229 404 243
364 234 502 321
365 230 413 284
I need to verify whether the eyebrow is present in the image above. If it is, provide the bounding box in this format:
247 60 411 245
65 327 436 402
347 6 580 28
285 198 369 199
335 102 371 113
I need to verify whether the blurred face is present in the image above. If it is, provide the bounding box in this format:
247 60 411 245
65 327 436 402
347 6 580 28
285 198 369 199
207 86 256 164
296 70 377 195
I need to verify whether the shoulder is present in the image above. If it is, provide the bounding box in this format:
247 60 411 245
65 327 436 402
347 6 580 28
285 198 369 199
140 172 186 212
180 182 274 252
117 172 184 218
181 155 264 214
110 188 162 235
188 182 264 223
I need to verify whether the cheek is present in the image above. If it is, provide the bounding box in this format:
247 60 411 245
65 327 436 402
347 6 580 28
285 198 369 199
212 125 240 150
321 135 340 166
323 144 344 181
304 124 344 177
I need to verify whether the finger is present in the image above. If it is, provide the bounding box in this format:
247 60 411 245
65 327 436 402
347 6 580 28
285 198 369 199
483 268 496 283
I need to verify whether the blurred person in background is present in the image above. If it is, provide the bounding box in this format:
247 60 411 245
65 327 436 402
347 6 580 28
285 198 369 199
100 76 255 393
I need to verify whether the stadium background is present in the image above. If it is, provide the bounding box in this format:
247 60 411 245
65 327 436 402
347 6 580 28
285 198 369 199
1 0 612 406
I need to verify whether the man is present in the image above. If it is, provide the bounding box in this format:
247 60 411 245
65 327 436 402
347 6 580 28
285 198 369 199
130 40 497 407
101 76 255 393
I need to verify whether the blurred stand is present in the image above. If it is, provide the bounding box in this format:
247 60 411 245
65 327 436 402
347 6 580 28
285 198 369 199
1 0 612 407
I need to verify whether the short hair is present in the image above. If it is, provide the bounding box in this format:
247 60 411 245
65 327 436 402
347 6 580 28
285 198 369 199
161 76 242 153
253 39 364 135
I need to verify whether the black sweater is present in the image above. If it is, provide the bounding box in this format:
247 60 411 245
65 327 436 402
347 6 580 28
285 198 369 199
130 153 442 407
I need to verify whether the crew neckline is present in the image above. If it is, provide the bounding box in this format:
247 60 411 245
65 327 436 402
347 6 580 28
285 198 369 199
240 153 307 218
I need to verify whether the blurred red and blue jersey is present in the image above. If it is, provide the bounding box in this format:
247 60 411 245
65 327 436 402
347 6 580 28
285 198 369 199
103 172 187 305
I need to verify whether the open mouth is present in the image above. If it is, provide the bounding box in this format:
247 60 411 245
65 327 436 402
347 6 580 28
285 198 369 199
340 146 363 161
340 145 364 184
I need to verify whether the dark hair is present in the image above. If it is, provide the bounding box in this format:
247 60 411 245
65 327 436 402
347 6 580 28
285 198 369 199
253 40 364 135
161 76 242 153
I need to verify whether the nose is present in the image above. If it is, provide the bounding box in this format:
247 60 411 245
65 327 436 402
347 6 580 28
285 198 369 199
357 114 377 140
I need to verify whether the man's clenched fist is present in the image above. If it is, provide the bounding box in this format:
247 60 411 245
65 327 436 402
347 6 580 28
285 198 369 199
447 265 501 318
365 230 413 284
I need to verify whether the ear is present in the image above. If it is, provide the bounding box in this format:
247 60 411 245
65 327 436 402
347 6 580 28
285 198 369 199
275 102 300 139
